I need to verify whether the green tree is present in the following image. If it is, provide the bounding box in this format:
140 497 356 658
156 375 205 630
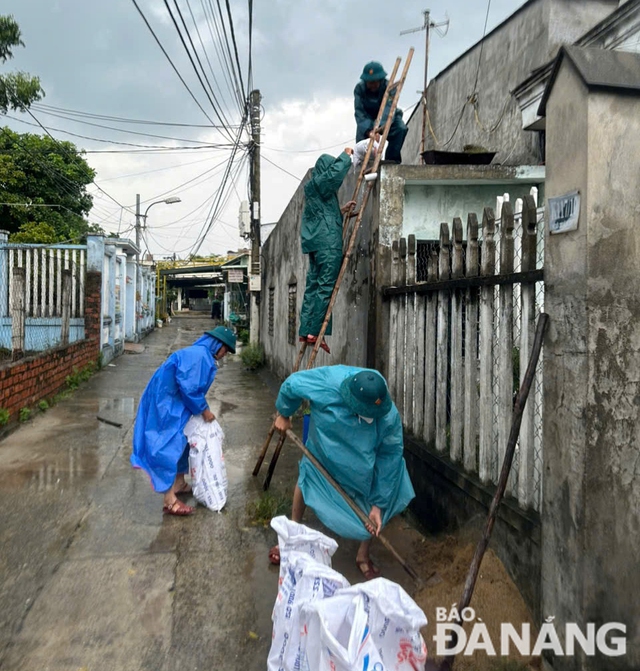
0 15 44 113
0 128 100 242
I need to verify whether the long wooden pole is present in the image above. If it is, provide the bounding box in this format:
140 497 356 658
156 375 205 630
342 57 401 244
438 313 548 671
285 428 422 584
307 47 415 370
254 50 413 482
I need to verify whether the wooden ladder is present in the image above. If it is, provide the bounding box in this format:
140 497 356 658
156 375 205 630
253 48 414 490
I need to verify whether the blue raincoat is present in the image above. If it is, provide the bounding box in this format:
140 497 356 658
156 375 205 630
276 365 415 541
131 334 224 492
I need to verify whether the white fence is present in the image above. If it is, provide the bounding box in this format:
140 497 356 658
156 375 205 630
0 239 87 354
383 192 545 511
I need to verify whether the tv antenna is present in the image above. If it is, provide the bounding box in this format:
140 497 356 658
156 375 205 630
401 9 449 158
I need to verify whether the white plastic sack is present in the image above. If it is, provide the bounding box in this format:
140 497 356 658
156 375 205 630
268 552 350 671
300 578 428 671
185 416 227 512
270 516 339 580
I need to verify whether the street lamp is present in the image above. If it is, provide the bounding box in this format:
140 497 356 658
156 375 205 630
134 194 182 338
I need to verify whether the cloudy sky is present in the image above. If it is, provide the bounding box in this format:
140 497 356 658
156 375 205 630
3 0 525 258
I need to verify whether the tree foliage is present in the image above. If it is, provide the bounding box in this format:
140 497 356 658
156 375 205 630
0 15 44 113
0 128 100 242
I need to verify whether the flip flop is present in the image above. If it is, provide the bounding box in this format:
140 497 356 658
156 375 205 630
268 545 281 565
163 500 195 516
356 559 381 581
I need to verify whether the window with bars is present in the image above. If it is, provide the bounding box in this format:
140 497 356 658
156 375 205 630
287 283 297 345
268 286 275 337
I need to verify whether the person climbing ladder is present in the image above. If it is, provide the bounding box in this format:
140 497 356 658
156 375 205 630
298 149 356 354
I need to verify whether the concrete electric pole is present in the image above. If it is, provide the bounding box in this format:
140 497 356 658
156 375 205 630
249 89 261 345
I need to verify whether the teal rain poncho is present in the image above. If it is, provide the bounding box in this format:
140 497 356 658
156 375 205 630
300 152 352 254
275 365 415 541
131 333 224 492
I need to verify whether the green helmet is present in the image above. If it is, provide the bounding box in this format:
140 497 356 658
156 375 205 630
206 326 236 354
340 370 392 419
360 61 387 82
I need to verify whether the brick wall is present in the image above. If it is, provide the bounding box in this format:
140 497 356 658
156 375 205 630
0 271 102 424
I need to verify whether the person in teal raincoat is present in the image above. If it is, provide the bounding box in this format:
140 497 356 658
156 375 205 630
271 366 415 579
298 150 356 354
354 61 408 164
131 326 236 516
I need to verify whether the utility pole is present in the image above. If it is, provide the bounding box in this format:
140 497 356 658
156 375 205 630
135 193 141 340
401 9 449 160
249 89 261 345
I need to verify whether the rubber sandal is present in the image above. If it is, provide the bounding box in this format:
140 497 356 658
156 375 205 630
163 500 195 516
268 545 281 565
356 559 381 581
306 335 330 354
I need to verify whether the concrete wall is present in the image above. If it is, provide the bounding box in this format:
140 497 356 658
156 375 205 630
542 61 640 670
260 166 374 381
402 0 619 166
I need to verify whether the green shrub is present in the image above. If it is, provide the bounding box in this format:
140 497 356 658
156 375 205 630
240 343 264 370
0 408 9 426
19 407 31 422
246 491 291 527
38 400 49 412
66 361 96 390
238 328 250 346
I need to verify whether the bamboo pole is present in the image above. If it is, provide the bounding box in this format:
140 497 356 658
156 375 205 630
437 313 548 671
307 47 415 370
254 50 413 483
285 428 422 584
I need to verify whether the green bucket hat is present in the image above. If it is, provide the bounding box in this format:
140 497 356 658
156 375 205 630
360 61 387 82
206 325 236 354
340 370 392 419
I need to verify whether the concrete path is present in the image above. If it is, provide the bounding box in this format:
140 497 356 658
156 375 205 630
0 314 420 671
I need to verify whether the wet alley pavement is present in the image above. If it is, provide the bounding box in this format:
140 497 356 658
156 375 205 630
0 314 422 671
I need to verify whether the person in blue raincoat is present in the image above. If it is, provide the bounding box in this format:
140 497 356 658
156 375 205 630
298 150 356 354
354 61 408 164
271 366 415 579
131 325 236 516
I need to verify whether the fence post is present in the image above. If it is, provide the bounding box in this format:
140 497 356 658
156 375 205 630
405 235 416 432
450 218 464 462
464 214 479 472
0 230 8 318
61 270 72 347
498 201 516 488
423 247 438 448
435 223 450 453
394 238 408 417
387 240 400 399
11 266 26 360
479 207 496 483
413 244 427 438
518 195 538 507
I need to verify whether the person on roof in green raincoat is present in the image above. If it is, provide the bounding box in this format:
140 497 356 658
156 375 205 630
269 365 415 580
354 61 408 164
298 150 357 354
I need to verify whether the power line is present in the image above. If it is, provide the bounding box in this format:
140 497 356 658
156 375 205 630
129 0 219 128
7 113 236 151
31 103 240 129
83 145 237 154
31 106 230 145
472 0 493 94
261 153 303 181
164 0 236 140
24 109 133 212
97 153 222 182
224 0 246 97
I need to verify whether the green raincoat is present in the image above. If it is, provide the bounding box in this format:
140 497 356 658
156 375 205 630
299 152 351 337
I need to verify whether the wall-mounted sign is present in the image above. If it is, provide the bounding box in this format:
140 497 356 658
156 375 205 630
549 190 580 234
227 269 244 283
249 274 261 291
